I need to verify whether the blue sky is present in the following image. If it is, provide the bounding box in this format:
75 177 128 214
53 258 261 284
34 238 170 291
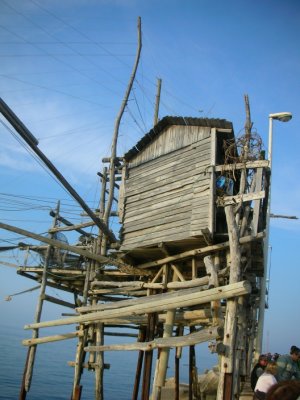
0 0 300 358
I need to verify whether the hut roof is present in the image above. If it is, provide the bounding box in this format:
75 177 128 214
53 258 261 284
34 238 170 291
124 116 233 161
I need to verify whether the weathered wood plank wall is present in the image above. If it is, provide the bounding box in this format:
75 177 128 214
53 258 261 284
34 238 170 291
120 126 212 249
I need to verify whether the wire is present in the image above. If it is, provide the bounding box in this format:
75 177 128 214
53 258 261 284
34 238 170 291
0 119 78 199
5 285 41 301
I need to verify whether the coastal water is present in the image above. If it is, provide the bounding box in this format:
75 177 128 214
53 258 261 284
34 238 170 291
0 323 217 399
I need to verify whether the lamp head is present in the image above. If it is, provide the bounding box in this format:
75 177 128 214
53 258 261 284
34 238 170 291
269 112 292 122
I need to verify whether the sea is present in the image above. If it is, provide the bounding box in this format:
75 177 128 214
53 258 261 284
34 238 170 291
0 323 217 399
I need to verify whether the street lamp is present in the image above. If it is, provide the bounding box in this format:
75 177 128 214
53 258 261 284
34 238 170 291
268 112 292 165
255 111 292 359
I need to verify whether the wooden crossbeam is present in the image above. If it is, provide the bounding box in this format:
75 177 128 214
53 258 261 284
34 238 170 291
138 232 264 269
24 281 251 330
85 326 221 352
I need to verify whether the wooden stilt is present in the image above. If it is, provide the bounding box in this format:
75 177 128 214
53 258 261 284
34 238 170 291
175 325 183 400
71 260 93 399
19 349 30 400
72 326 88 400
72 385 82 400
189 326 200 400
217 205 242 400
141 312 157 400
175 351 180 400
20 202 60 397
95 323 104 400
189 344 193 400
152 268 179 400
132 328 146 400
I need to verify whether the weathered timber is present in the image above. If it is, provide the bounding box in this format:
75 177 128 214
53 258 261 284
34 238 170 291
216 191 265 207
137 232 264 269
49 220 95 233
17 270 80 294
78 278 229 314
127 133 211 177
123 208 194 234
68 361 110 370
49 211 93 237
24 281 251 330
125 152 210 198
217 205 242 400
85 326 221 352
251 168 264 236
42 294 76 309
127 126 211 169
22 202 60 396
214 160 269 172
90 288 148 296
22 331 84 346
19 267 86 276
0 222 112 265
153 77 162 125
152 271 179 399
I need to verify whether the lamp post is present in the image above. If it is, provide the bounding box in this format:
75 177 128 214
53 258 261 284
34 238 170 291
255 112 292 359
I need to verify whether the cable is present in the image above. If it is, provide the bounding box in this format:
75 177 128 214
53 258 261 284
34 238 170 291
5 285 41 301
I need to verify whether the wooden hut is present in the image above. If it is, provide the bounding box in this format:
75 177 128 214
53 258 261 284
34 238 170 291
118 116 235 263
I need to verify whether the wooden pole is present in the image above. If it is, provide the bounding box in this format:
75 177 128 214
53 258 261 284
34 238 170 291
153 78 162 126
20 202 60 398
22 331 83 346
103 16 142 253
94 323 104 400
0 222 116 266
132 328 146 400
152 269 179 400
141 312 157 400
94 168 108 400
217 205 242 400
174 326 183 400
71 259 92 399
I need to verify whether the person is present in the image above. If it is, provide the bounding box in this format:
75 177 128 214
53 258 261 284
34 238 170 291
251 354 269 391
253 361 277 400
266 380 300 400
276 345 300 382
272 353 280 362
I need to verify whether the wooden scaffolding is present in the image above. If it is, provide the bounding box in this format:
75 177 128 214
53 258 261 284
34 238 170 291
0 95 270 400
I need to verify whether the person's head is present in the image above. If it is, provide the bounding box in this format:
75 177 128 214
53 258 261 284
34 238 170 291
259 354 268 367
266 380 300 400
264 361 277 376
290 345 300 361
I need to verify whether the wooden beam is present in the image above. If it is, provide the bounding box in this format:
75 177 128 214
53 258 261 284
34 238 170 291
68 361 110 370
216 191 265 207
19 267 86 276
215 160 269 172
138 232 264 269
24 281 252 330
0 222 141 273
85 326 221 352
48 221 95 233
42 294 76 309
22 331 84 346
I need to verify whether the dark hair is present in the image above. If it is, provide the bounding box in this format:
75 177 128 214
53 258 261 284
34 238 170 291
290 345 300 355
266 380 300 400
259 354 268 361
